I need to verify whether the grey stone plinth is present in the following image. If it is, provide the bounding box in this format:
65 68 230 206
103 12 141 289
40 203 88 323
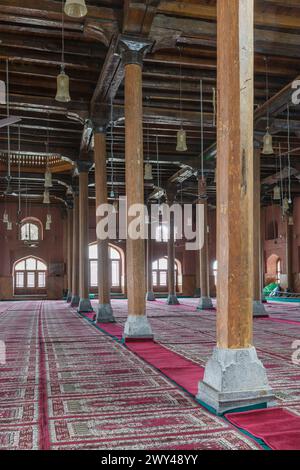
146 291 156 301
123 315 153 339
66 290 72 303
253 300 268 317
167 294 180 305
78 298 93 313
197 346 275 414
197 296 213 310
70 294 80 308
96 304 115 323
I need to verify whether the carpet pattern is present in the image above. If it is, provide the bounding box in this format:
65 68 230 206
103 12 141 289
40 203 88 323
0 300 261 450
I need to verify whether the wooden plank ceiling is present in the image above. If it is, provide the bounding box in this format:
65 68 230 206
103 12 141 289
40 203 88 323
1 0 300 206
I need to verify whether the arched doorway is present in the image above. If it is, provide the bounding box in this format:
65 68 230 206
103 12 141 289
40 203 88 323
152 257 182 293
266 254 281 285
13 256 47 296
88 243 124 294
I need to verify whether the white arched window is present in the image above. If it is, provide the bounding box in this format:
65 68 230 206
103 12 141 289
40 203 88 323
89 244 122 290
14 257 47 291
152 257 181 290
20 220 41 241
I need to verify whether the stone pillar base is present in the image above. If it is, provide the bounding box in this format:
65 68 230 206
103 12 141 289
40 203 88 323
197 296 213 310
146 291 156 301
197 346 275 415
253 300 268 317
123 315 153 339
70 295 80 308
167 294 180 305
66 290 72 303
96 304 115 323
78 298 93 313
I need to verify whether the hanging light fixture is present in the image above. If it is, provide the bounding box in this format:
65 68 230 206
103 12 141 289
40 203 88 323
47 213 52 224
273 185 281 201
287 104 292 204
64 0 87 18
288 215 294 226
44 168 53 188
43 189 50 204
7 221 12 231
56 2 71 102
176 46 187 152
45 221 51 231
282 196 289 213
262 57 274 155
144 162 153 180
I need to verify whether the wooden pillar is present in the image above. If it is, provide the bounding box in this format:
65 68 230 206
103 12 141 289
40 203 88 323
70 192 80 307
166 189 179 305
253 146 267 316
197 177 213 310
120 36 153 339
94 130 115 322
286 218 294 291
66 206 73 302
197 0 273 414
78 163 93 313
146 208 155 301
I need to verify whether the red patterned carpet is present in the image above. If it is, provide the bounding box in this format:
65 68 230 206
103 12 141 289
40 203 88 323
0 300 261 450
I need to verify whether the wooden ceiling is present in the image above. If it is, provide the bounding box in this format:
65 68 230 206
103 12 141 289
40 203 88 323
1 0 300 207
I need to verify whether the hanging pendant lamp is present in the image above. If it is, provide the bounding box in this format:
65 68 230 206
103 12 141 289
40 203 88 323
64 0 87 18
176 128 188 152
56 2 71 102
262 129 274 155
44 167 53 188
45 221 51 231
7 221 12 231
282 196 289 213
262 57 274 155
288 215 294 226
144 162 153 180
43 189 50 204
55 66 71 102
273 185 281 201
176 47 188 152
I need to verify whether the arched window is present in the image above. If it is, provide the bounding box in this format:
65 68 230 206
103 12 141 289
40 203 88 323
20 218 42 242
14 256 47 294
89 243 122 291
152 257 181 291
213 260 218 286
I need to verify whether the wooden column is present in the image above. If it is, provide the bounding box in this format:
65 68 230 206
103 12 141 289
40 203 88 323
166 189 179 305
94 130 115 322
286 218 294 291
253 146 267 316
146 208 155 301
66 206 73 302
197 177 213 310
78 163 93 313
70 192 80 307
197 0 273 414
120 36 153 338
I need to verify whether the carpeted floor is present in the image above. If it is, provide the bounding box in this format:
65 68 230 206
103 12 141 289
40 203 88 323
0 300 262 450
